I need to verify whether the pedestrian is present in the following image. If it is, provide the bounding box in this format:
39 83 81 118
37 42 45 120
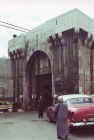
55 96 69 140
38 96 44 119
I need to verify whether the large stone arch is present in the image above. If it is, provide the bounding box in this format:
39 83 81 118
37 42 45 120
26 46 52 65
26 50 53 110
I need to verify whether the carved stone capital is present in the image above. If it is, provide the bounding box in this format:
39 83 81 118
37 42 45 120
48 33 63 47
48 35 54 46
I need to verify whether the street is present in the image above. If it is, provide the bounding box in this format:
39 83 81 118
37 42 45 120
0 112 94 140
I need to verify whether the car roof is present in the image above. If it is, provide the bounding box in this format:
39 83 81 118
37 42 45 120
58 94 91 101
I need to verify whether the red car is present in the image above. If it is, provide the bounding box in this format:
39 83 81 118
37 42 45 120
47 94 94 128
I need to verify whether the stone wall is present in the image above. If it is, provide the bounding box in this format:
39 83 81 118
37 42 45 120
0 58 13 101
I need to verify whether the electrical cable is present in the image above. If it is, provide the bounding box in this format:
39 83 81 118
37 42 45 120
0 24 28 32
0 20 30 31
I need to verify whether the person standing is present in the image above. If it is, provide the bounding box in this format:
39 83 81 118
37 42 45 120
55 96 69 140
38 96 44 119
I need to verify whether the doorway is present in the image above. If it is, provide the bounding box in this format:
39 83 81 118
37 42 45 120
27 50 53 110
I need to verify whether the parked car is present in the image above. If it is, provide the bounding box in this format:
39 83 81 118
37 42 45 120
91 95 94 102
47 94 94 128
0 101 8 112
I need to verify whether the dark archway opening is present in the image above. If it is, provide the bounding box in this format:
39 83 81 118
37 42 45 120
36 73 52 107
26 51 53 111
36 73 52 96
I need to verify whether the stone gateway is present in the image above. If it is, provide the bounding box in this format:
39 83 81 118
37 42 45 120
8 9 94 110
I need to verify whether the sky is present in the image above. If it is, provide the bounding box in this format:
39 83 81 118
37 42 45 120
0 0 94 58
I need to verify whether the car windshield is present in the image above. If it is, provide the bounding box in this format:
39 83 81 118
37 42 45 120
68 97 93 105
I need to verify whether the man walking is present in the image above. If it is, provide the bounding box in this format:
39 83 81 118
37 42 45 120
38 96 44 119
55 96 69 140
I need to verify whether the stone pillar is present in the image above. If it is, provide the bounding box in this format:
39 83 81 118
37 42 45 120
19 50 24 103
22 49 29 110
16 50 20 103
72 31 79 93
48 29 79 95
35 54 40 97
78 29 92 94
51 52 55 96
49 34 64 95
90 42 94 94
13 51 17 102
9 51 16 111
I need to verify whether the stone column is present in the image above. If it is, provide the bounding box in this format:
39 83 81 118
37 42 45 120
9 51 16 111
22 49 29 110
72 31 79 93
48 34 64 95
16 50 20 103
19 50 24 103
35 54 40 97
48 29 79 95
90 42 94 94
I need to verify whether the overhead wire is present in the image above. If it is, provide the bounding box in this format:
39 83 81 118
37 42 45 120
0 19 31 32
0 20 30 31
0 24 27 32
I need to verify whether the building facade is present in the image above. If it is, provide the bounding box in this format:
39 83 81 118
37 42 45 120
0 58 13 101
8 9 94 109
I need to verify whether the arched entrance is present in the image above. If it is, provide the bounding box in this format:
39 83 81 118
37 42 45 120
26 50 53 110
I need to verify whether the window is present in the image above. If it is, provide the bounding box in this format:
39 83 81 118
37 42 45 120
68 97 93 104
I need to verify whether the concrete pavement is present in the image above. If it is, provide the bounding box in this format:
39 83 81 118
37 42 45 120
0 112 94 140
0 112 57 140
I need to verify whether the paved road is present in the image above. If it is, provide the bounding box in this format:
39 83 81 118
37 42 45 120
0 112 94 140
